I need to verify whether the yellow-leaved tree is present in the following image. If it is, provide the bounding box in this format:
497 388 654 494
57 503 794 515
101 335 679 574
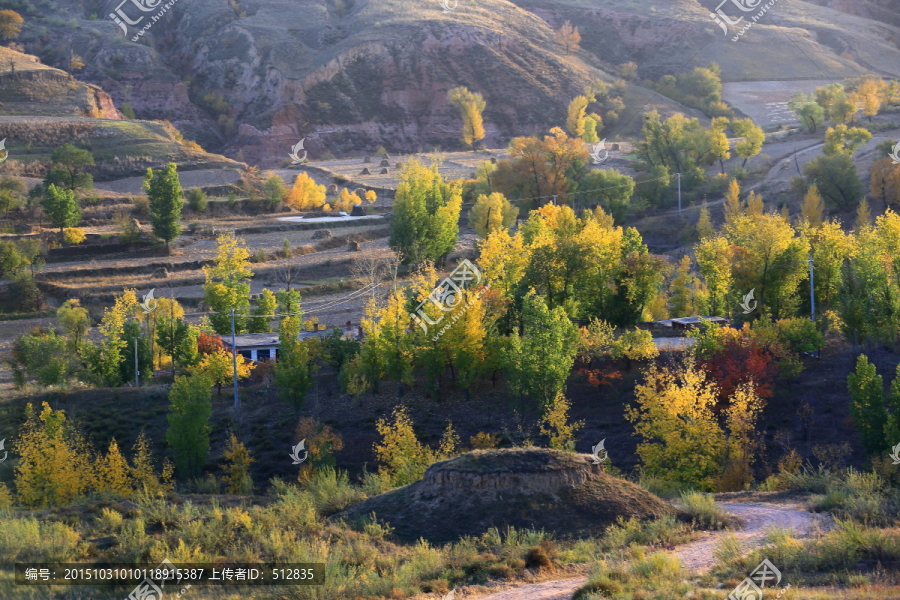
374 406 434 487
286 172 326 210
448 86 486 150
539 392 583 450
130 431 175 495
221 433 254 495
195 347 253 395
477 228 527 301
14 402 94 507
333 188 362 212
95 439 133 496
626 359 725 491
468 192 519 238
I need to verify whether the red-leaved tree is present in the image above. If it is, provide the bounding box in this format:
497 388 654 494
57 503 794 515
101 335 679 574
699 336 776 408
197 331 225 356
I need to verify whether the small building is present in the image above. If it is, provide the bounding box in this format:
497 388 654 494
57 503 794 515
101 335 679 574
668 316 729 331
222 326 359 361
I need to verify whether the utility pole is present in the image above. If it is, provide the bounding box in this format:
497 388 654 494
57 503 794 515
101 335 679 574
231 308 239 410
676 172 682 214
133 337 140 387
808 255 815 322
551 194 557 206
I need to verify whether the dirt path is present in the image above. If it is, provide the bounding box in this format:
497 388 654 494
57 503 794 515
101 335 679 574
471 502 825 600
674 502 826 572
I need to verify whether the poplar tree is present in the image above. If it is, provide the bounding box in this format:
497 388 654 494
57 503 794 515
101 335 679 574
448 87 486 150
166 373 214 477
145 163 183 252
388 160 462 264
847 355 888 455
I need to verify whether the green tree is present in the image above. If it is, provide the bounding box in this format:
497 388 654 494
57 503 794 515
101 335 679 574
119 321 152 386
263 174 287 209
507 294 578 410
579 169 635 224
468 192 518 238
202 233 254 334
388 159 462 264
166 373 213 477
710 117 731 173
884 365 900 449
186 188 208 212
803 153 864 209
636 111 712 190
0 175 26 216
447 87 486 150
823 125 872 157
144 163 183 252
732 118 765 167
248 288 276 333
275 308 313 416
583 114 601 143
788 93 825 133
46 144 94 191
56 299 90 352
11 329 77 387
41 184 81 236
157 316 199 377
847 354 888 455
634 165 671 208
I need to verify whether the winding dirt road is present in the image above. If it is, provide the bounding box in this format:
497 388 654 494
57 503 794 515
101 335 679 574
472 502 826 600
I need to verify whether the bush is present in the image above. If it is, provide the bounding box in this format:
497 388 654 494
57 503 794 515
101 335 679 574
302 467 365 517
186 188 208 212
62 227 86 245
678 491 734 530
131 195 150 216
0 516 86 562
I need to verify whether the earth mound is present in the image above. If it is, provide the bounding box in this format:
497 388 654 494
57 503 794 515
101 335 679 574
336 448 672 544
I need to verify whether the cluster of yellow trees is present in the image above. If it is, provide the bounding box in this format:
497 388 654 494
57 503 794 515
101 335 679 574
7 403 174 508
285 172 377 212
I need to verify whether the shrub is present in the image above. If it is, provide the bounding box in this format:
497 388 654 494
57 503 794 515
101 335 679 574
62 227 85 245
186 188 208 212
303 467 365 517
0 516 85 562
678 491 734 530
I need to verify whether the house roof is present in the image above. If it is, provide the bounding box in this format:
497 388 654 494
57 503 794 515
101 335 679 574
222 328 357 349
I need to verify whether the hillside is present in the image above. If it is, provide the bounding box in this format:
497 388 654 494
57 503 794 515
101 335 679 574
1 0 894 166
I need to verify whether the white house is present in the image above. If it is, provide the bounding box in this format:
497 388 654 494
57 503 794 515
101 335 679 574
221 326 360 361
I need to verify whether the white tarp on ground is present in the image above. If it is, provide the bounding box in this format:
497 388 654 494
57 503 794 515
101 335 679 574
653 337 696 351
